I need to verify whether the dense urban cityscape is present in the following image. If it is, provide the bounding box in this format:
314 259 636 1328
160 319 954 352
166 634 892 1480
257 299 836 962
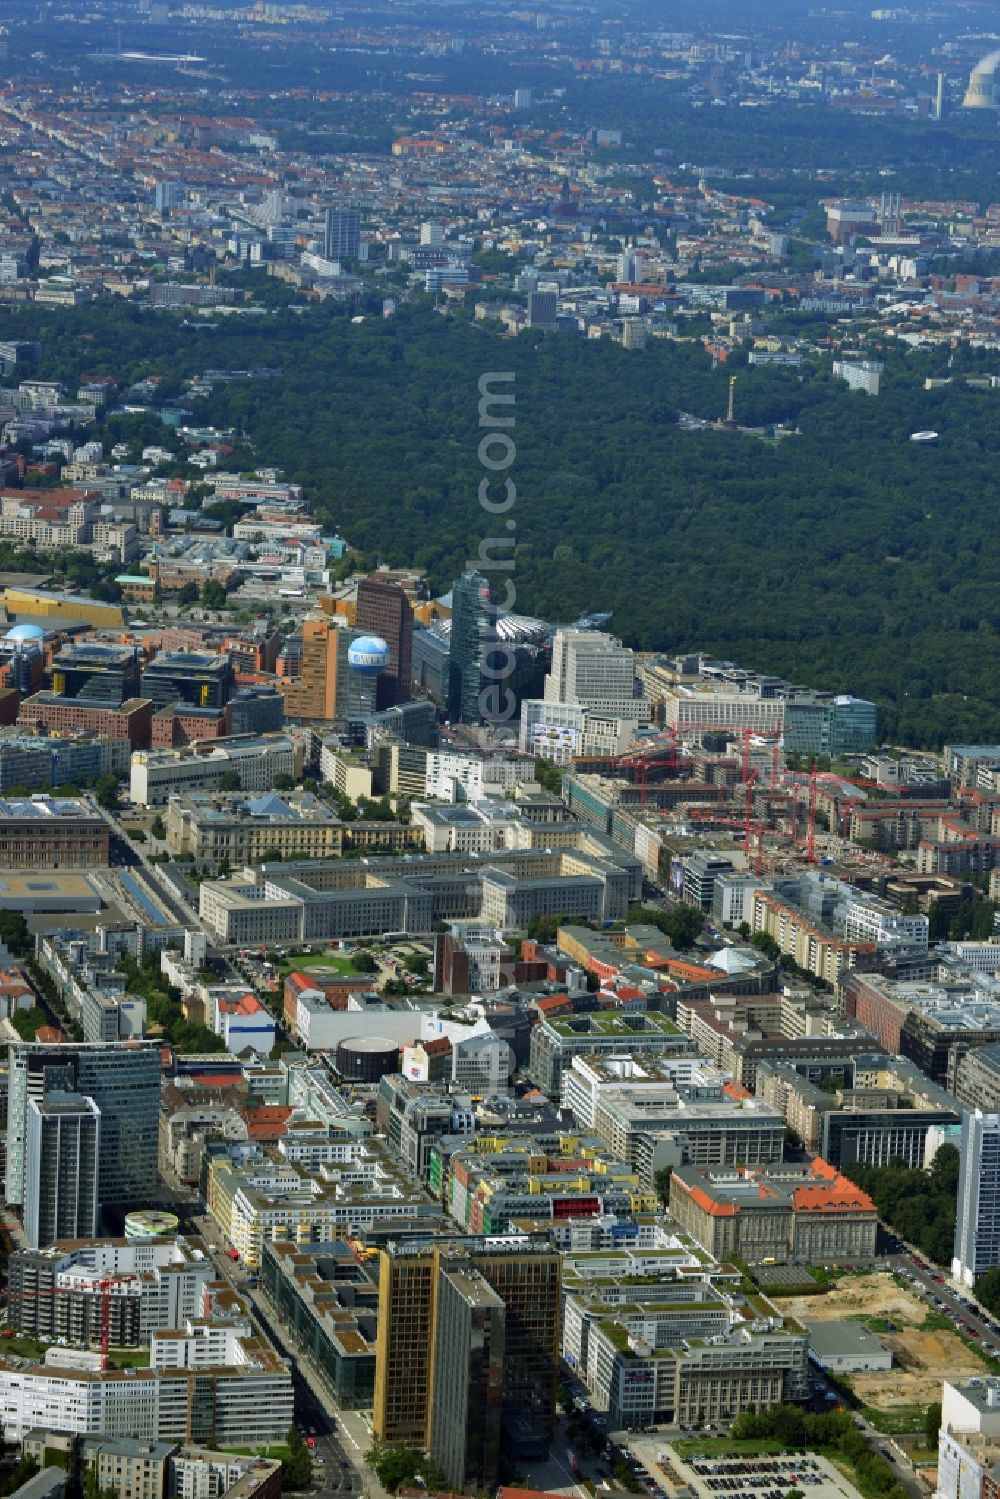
0 5 996 1499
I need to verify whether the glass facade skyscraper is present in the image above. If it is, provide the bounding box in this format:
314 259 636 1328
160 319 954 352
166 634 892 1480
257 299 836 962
24 1091 100 1249
954 1109 1000 1286
373 1238 560 1489
447 570 491 724
7 1041 160 1220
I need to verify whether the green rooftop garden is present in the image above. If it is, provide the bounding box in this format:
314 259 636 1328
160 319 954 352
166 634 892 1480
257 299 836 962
550 1012 680 1037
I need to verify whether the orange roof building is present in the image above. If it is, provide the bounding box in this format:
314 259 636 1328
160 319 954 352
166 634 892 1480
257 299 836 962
534 993 573 1019
240 1104 293 1142
34 1024 68 1044
498 1490 565 1499
669 1158 877 1264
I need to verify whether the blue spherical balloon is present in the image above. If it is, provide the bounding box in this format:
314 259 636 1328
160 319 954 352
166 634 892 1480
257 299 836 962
348 635 390 674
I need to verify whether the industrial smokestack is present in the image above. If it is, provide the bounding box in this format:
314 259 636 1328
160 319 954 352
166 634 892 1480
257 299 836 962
963 49 1000 109
936 71 944 120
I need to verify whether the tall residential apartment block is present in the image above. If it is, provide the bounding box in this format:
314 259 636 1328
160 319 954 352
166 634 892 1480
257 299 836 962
9 1236 215 1344
373 1239 560 1490
24 1092 99 1249
954 1109 1000 1286
324 206 360 261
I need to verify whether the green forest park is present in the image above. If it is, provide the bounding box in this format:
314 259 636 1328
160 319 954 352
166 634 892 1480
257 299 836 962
5 296 1000 747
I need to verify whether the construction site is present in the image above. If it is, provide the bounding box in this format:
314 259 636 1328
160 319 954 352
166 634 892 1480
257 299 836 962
566 722 892 888
785 1272 988 1417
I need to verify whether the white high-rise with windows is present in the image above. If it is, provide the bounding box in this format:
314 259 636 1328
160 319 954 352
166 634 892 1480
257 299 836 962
953 1109 1000 1286
543 630 639 715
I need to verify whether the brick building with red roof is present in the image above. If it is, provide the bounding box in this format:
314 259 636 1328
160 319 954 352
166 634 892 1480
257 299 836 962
669 1157 877 1264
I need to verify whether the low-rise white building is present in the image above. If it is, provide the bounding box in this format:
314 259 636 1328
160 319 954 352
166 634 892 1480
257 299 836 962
424 749 524 802
560 1052 712 1130
0 1318 291 1444
130 736 298 807
9 1237 215 1342
561 1249 807 1427
842 894 928 952
938 1376 1000 1499
520 698 641 765
450 1031 512 1093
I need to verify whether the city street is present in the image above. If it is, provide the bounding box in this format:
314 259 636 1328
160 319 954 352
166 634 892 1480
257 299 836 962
789 1243 1000 1355
887 1247 1000 1355
194 1221 385 1499
515 1416 591 1499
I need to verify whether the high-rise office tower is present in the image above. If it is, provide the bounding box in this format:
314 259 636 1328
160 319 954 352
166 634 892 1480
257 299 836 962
373 1239 560 1490
465 1243 560 1453
355 579 413 711
622 318 647 351
447 571 491 725
526 290 557 330
7 1041 160 1222
24 1092 99 1249
954 1109 1000 1286
373 1248 436 1448
430 1263 505 1489
324 206 360 261
154 182 186 213
267 222 297 258
617 249 643 283
280 618 351 722
543 629 637 713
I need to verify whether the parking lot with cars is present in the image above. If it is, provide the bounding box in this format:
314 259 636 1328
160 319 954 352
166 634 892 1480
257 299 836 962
670 1452 863 1499
893 1251 1000 1355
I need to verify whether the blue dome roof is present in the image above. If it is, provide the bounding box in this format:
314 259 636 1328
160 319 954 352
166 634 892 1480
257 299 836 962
347 635 390 674
5 623 45 642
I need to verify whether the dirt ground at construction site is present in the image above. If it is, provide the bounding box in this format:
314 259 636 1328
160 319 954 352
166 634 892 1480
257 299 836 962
785 1271 988 1411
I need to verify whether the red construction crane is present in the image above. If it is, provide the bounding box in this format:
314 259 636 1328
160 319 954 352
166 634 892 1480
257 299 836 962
744 768 759 860
683 724 782 787
806 763 819 864
753 826 767 877
2 1276 125 1371
614 728 684 807
740 728 753 786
